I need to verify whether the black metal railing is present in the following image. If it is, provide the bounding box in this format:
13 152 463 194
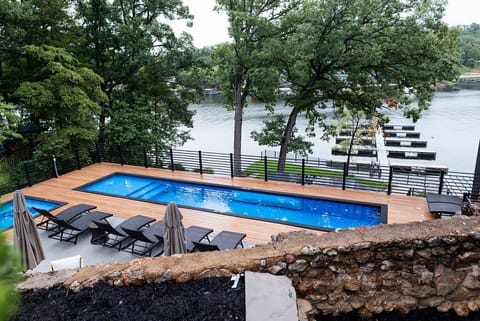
1 145 478 202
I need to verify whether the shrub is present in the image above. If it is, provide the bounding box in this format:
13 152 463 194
0 232 21 321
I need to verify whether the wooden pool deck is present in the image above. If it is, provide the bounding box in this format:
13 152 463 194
2 162 435 245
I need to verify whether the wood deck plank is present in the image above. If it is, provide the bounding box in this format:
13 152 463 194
2 163 434 244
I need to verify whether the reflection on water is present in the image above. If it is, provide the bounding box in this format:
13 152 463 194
180 90 480 172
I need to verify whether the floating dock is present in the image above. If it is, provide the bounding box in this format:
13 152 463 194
332 124 437 161
383 130 421 139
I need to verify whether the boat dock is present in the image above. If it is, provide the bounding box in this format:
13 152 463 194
332 124 437 162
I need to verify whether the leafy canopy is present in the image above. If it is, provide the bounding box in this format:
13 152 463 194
13 45 106 157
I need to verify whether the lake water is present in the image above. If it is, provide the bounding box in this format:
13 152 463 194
180 90 480 173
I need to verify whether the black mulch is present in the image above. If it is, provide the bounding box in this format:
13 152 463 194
12 277 245 321
12 277 480 321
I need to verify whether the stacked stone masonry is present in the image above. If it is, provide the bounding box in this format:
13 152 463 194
19 216 480 320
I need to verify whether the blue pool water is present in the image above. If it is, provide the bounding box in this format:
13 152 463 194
78 173 386 230
0 197 66 230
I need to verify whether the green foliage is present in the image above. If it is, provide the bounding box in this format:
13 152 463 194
332 106 373 175
0 232 21 321
76 0 196 149
168 162 186 171
244 159 387 188
214 0 290 172
250 0 459 170
250 115 313 156
192 167 214 174
458 23 480 68
0 100 20 141
13 45 105 157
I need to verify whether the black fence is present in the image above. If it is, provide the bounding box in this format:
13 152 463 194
1 145 479 202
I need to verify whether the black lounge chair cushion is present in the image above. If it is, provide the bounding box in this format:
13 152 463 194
54 211 113 231
123 221 165 256
427 202 462 215
426 194 462 206
125 221 165 244
90 214 156 249
185 226 213 252
191 242 221 252
34 204 97 229
48 211 113 244
426 193 463 215
193 230 246 252
92 215 155 237
153 225 213 252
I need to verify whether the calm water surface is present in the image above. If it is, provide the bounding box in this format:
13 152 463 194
181 90 480 173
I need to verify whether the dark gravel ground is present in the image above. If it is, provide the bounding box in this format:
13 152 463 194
12 277 245 321
11 277 480 321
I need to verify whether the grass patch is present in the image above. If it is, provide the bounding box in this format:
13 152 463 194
244 159 388 189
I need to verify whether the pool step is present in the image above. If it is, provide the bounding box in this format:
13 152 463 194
128 182 164 199
245 271 298 321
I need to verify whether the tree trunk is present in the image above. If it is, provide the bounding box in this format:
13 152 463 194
345 122 358 177
0 59 8 102
233 79 243 176
277 107 301 172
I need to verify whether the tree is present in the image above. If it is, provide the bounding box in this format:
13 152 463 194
331 104 378 176
254 0 459 172
459 23 480 68
13 45 106 157
76 0 197 149
0 0 28 103
214 0 292 175
250 114 314 156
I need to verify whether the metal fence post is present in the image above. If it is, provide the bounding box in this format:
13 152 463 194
118 146 124 165
342 162 347 190
301 159 305 186
169 148 174 171
95 143 101 163
438 170 445 194
264 155 268 182
143 147 148 168
230 153 234 178
198 151 203 175
472 140 480 201
75 149 81 170
24 162 32 187
51 155 59 178
387 166 394 195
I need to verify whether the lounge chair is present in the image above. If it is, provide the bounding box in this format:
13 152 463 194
48 211 113 244
426 193 462 217
34 204 97 230
123 221 165 256
124 225 214 256
192 230 246 252
90 214 156 250
426 193 463 206
184 226 213 252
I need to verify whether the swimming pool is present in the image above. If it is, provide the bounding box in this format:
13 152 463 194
77 173 387 231
0 196 66 230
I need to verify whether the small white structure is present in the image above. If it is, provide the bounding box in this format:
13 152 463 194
49 255 84 272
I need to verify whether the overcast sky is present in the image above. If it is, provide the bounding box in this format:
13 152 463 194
173 0 480 48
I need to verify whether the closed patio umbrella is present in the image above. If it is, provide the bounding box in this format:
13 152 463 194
13 190 45 271
163 202 186 256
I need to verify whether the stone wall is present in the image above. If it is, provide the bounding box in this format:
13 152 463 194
19 216 480 320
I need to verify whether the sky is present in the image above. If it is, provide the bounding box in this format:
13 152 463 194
173 0 480 48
